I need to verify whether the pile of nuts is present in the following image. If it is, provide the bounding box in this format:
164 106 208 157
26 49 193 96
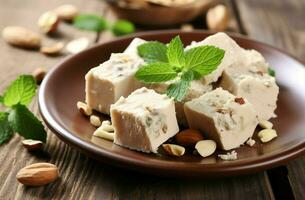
2 4 89 56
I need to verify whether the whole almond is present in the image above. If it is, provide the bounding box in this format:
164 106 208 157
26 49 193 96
32 67 47 84
195 140 217 158
175 129 204 147
16 163 59 186
22 139 43 151
40 42 64 56
162 144 185 157
2 26 41 49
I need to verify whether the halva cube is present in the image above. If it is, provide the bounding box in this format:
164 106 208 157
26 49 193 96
110 87 179 153
184 88 258 150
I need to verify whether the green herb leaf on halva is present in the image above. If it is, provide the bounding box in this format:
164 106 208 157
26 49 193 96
137 42 168 63
135 62 177 83
167 36 185 68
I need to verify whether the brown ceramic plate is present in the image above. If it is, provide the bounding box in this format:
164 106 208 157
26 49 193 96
38 30 305 177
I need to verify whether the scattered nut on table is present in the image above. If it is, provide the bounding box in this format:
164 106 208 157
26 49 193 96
93 120 115 141
53 4 79 21
38 11 59 34
77 101 92 116
66 37 89 54
162 144 185 157
22 139 43 151
2 26 41 49
40 42 64 56
206 4 229 31
180 24 194 32
258 120 273 129
32 67 47 84
90 115 101 127
175 129 204 147
258 129 277 143
16 163 59 186
195 140 217 158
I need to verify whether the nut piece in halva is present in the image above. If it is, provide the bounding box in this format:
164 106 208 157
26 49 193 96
16 163 59 186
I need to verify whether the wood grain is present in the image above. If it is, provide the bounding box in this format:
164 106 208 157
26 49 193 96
235 0 305 199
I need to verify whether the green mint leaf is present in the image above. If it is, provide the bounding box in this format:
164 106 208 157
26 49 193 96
3 75 37 107
166 71 193 102
167 36 185 68
8 104 46 142
268 67 276 77
0 112 14 145
0 96 3 104
137 42 168 63
73 14 107 32
112 20 135 36
185 45 225 75
135 63 177 83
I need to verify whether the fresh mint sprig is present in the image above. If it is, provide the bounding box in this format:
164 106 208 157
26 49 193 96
0 75 47 145
73 14 107 32
135 36 225 101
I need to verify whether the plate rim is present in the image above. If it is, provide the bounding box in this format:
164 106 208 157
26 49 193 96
38 30 305 177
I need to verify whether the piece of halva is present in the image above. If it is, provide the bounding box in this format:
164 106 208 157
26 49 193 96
145 79 213 126
185 32 244 84
85 53 144 114
110 87 179 153
184 88 258 150
123 38 146 56
220 73 279 121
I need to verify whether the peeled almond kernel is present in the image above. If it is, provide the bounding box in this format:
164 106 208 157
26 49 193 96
66 37 89 54
40 42 64 55
258 129 277 143
90 115 101 127
258 120 273 129
38 11 59 34
195 140 216 158
162 144 185 157
54 4 79 21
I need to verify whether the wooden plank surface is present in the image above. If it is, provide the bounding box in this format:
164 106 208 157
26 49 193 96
0 0 289 199
235 0 305 199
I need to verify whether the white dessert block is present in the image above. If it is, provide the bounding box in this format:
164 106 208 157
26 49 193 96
185 32 244 84
123 38 146 56
220 73 279 121
85 53 144 114
110 87 179 153
184 88 258 150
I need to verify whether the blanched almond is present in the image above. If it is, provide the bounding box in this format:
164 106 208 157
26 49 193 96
32 67 47 84
175 129 204 147
16 163 59 186
54 4 79 21
162 144 185 157
40 42 64 55
2 26 41 49
90 115 101 127
258 129 277 143
195 140 216 158
77 101 92 116
38 11 59 34
66 37 89 54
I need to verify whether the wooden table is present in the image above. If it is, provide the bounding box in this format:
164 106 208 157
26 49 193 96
0 0 304 199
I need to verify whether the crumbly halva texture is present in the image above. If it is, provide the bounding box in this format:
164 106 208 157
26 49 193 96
110 87 179 153
185 32 244 84
218 150 238 161
184 88 258 150
145 79 212 126
220 73 279 121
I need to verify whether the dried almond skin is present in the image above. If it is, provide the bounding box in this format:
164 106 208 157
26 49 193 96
54 4 79 21
2 26 41 49
22 139 43 151
16 163 59 186
175 129 204 147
